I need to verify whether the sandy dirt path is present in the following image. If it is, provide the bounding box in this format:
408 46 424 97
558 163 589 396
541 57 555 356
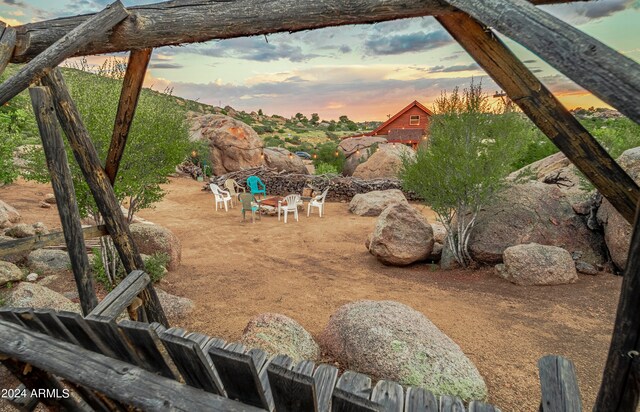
0 177 622 410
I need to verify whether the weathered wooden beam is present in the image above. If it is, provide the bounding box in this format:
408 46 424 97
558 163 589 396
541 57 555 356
41 67 168 327
29 86 98 316
0 25 16 76
105 48 152 185
443 0 640 124
88 270 150 321
1 358 92 411
538 355 582 411
436 12 640 224
0 320 265 412
0 1 128 106
9 0 577 64
595 205 640 411
0 225 108 259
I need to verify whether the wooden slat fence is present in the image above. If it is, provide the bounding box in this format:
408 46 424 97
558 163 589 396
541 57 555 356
0 303 516 411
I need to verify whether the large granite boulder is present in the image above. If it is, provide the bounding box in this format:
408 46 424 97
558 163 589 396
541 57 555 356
28 249 71 275
130 223 182 270
263 147 308 174
189 114 264 175
349 189 408 217
368 203 434 266
0 261 24 286
5 282 80 312
4 222 48 238
353 144 415 179
469 181 605 265
320 300 487 402
241 313 320 363
339 135 388 176
597 147 640 270
508 152 585 203
500 243 578 286
156 288 194 320
0 200 20 229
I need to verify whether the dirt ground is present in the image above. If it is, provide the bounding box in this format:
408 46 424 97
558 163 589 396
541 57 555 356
0 177 623 411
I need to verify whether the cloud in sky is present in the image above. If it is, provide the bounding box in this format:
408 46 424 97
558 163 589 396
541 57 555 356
2 0 25 5
364 30 454 56
149 62 183 70
541 0 637 24
177 37 321 63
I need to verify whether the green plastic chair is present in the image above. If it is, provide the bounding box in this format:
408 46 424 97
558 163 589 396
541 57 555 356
239 192 260 223
246 176 266 198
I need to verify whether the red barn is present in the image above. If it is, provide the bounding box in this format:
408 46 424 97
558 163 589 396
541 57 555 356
369 100 432 149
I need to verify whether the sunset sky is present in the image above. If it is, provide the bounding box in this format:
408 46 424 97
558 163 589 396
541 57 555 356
1 0 639 121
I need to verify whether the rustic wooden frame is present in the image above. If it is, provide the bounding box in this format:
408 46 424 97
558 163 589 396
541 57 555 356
0 0 638 408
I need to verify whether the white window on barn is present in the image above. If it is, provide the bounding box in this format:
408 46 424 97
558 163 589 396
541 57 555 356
409 115 420 125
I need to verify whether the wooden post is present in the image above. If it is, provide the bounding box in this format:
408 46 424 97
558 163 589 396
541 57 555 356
595 204 640 411
0 0 128 106
29 86 98 315
41 67 168 327
0 24 16 76
442 0 640 124
105 47 152 184
436 12 640 225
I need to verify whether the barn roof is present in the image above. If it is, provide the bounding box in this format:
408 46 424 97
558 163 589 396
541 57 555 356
370 100 433 135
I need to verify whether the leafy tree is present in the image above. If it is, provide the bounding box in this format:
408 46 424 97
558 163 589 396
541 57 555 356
23 58 189 285
258 108 264 116
313 141 345 173
400 80 534 267
310 113 320 125
339 115 350 123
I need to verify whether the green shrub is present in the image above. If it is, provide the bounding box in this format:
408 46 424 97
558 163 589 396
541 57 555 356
315 162 338 175
145 252 170 283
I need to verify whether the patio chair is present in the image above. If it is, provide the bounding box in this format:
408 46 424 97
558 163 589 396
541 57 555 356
224 178 245 205
238 192 260 223
246 175 267 198
278 194 301 223
307 187 329 217
209 183 232 212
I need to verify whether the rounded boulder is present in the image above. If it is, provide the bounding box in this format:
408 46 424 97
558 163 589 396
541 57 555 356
241 313 320 363
320 300 487 402
368 203 434 266
502 243 578 286
349 189 408 217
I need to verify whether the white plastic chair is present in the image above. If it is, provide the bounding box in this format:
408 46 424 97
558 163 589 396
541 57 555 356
307 188 329 217
210 183 232 212
278 194 301 223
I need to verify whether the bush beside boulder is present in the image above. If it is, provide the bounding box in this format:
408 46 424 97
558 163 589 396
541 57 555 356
320 300 487 402
368 203 434 266
500 243 578 286
241 313 320 362
349 189 408 217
